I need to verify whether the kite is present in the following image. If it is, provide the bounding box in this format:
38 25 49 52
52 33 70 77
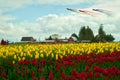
67 8 97 16
79 10 97 16
92 9 112 16
66 8 80 13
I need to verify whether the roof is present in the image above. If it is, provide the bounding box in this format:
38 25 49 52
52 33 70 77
21 37 35 41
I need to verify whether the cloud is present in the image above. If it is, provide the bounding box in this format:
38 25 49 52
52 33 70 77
0 15 15 22
36 11 120 40
1 11 120 41
90 0 120 16
0 0 32 12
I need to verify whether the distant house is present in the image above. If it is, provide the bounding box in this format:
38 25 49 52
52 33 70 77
21 37 36 42
68 37 74 43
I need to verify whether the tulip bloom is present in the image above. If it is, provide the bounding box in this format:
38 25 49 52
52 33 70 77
1 72 7 77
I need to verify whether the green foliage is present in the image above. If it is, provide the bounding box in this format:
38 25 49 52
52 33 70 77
105 34 115 42
78 26 94 41
98 24 106 36
95 24 115 42
46 36 53 40
79 26 86 40
71 33 79 40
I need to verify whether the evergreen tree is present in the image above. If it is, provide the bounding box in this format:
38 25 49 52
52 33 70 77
86 26 94 41
105 34 115 42
79 26 94 42
98 24 106 36
79 26 86 40
46 36 53 40
95 24 106 42
71 33 79 40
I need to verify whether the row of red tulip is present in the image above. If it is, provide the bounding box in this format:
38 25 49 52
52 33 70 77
0 51 120 80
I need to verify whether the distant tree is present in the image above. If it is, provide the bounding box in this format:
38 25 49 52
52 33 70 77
86 26 94 41
95 24 106 42
71 33 79 40
46 36 53 40
98 24 106 36
105 34 115 42
78 26 94 41
79 26 86 40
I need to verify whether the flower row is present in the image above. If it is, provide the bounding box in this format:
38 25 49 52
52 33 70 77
0 51 120 80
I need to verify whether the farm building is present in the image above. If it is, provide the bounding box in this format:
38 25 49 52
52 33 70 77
21 37 36 42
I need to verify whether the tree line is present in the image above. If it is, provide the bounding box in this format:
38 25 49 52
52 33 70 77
72 24 115 42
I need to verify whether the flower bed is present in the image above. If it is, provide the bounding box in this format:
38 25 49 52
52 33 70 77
0 43 120 80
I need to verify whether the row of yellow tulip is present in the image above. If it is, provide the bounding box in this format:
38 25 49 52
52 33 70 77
0 43 120 62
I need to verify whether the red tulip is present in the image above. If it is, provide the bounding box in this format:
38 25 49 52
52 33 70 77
33 77 37 80
21 73 24 77
32 59 38 66
7 60 11 65
103 78 106 80
89 70 93 78
26 69 29 74
48 70 53 79
85 66 89 72
1 72 6 77
95 72 100 78
117 70 120 75
70 75 75 80
102 69 108 75
49 59 53 64
40 76 45 80
17 69 21 75
59 77 63 80
31 72 35 77
38 68 44 73
40 59 46 66
24 60 30 65
18 60 23 65
72 69 77 76
61 71 68 80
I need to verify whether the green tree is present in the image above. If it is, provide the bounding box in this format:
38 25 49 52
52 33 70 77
105 34 115 42
95 24 106 42
46 36 53 40
79 26 94 42
79 26 86 40
71 33 79 40
99 24 106 36
86 26 94 41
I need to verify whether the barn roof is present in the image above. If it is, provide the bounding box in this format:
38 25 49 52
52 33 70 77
21 37 34 41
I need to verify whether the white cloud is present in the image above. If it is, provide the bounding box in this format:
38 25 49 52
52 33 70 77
1 11 120 41
36 10 120 41
0 15 15 22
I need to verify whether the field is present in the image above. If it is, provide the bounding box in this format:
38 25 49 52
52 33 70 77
0 42 120 80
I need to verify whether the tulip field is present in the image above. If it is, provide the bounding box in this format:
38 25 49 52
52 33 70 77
0 42 120 80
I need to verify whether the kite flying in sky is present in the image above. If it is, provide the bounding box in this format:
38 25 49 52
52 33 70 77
92 9 112 16
67 8 112 16
67 8 97 16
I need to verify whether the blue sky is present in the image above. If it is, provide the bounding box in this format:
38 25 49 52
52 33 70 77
0 0 120 42
5 2 93 22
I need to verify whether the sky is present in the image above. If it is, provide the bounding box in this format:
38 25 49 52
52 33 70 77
0 0 120 42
